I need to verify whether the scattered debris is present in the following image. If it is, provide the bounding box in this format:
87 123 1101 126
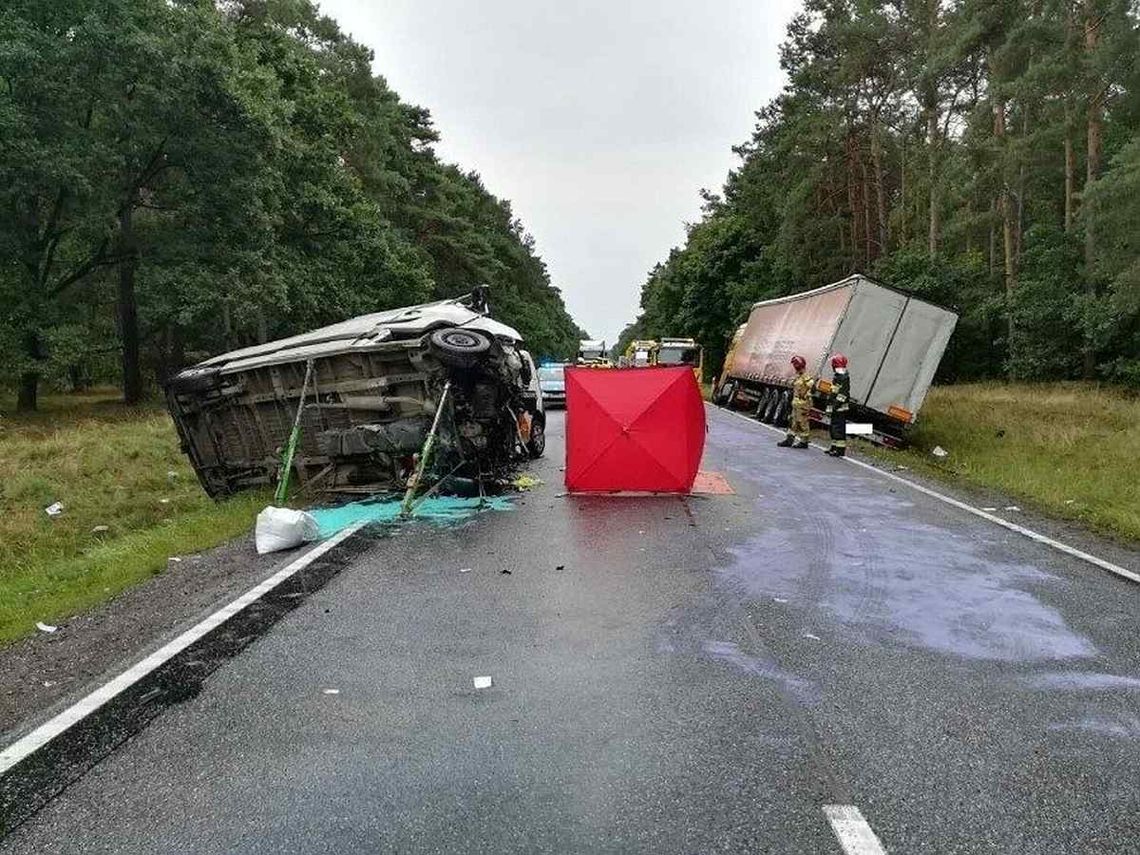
35 622 58 634
500 568 512 575
773 597 788 604
473 676 493 690
322 688 340 695
555 564 565 571
894 465 909 472
459 567 473 574
309 495 513 538
931 446 948 458
42 680 56 688
168 556 182 563
803 632 821 641
159 498 171 504
1065 499 1076 505
1004 506 1021 512
981 507 998 512
511 474 543 491
91 525 110 534
995 429 1006 438
44 502 64 517
254 506 319 555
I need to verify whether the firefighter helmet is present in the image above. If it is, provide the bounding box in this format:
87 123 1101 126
790 354 806 370
830 353 848 369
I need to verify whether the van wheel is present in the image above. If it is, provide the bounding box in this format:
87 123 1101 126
429 328 492 369
527 416 546 458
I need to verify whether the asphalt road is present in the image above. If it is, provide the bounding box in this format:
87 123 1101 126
4 405 1140 853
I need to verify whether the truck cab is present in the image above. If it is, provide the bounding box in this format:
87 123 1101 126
656 337 703 381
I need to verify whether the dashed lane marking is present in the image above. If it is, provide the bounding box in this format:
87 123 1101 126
716 405 1140 586
823 805 888 855
0 522 368 776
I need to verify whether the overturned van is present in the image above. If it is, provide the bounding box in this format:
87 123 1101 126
166 290 545 498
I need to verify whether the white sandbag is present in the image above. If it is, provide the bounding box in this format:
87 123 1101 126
255 506 319 555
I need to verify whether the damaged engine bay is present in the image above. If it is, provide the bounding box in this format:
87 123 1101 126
166 290 546 499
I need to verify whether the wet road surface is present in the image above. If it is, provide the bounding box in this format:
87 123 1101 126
3 406 1139 853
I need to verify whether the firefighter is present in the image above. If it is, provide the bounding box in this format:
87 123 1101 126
776 354 812 449
825 353 850 457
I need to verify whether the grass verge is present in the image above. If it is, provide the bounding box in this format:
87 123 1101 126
0 390 267 646
860 382 1140 542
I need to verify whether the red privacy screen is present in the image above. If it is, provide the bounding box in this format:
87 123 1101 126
564 366 706 493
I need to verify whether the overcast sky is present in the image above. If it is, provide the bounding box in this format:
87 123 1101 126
317 0 799 346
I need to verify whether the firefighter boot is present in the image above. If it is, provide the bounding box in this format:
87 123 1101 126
826 445 846 458
793 439 810 449
776 435 795 448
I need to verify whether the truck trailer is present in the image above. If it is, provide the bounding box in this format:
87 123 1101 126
714 274 958 445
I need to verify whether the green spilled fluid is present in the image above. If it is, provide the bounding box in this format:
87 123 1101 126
309 495 514 539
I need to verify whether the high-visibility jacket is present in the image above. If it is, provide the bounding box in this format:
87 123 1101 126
791 372 814 409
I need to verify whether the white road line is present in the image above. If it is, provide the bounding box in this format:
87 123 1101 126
823 805 888 855
0 522 367 776
715 405 1140 585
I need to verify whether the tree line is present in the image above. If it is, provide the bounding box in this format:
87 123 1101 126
1 0 584 412
620 0 1140 384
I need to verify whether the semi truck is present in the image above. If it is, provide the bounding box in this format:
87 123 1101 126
656 337 703 381
714 274 958 445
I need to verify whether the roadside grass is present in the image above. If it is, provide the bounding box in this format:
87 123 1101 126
0 390 266 646
860 382 1140 542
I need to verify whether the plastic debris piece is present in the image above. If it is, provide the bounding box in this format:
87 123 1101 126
42 680 56 688
168 556 182 563
44 502 63 517
36 622 57 633
1004 506 1021 512
931 446 948 458
459 567 472 574
773 597 788 604
500 568 512 575
159 498 171 504
322 688 340 695
1065 499 1075 505
255 506 319 554
511 474 543 491
555 565 565 571
91 525 110 534
981 507 998 512
473 676 493 689
804 633 821 641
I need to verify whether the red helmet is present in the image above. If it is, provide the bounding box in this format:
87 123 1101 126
830 353 848 369
790 354 806 370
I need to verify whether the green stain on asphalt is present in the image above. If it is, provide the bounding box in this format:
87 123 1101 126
310 495 514 539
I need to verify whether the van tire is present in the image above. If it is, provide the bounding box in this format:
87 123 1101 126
429 328 492 369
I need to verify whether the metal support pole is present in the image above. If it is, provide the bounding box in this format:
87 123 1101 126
274 359 314 505
400 381 451 517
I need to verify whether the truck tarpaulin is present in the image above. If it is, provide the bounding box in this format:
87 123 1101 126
564 367 705 493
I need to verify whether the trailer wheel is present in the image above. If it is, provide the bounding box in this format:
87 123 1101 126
762 387 780 424
772 391 790 427
753 387 770 419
